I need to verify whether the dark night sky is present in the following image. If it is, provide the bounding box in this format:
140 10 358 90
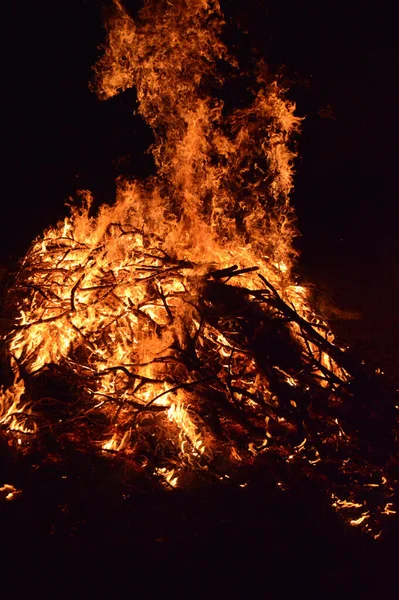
1 0 397 349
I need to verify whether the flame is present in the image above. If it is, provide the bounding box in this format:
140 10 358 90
155 467 179 488
0 0 395 536
102 429 131 452
167 393 210 463
91 0 300 271
0 371 36 434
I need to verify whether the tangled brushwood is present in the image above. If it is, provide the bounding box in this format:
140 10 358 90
0 0 398 536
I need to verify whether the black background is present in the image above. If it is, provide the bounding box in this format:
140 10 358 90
0 0 397 360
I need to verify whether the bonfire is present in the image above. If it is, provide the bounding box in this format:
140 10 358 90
0 0 397 537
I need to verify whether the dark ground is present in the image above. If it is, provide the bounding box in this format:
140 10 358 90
2 438 399 598
1 0 398 596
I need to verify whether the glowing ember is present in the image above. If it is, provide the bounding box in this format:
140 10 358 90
0 484 22 502
0 0 397 537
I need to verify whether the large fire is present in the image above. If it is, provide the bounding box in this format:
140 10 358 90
0 0 397 537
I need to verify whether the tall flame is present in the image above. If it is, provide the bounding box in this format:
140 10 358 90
92 0 300 270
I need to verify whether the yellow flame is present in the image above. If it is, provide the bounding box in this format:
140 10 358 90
102 429 131 452
167 394 210 462
0 375 36 434
155 467 179 488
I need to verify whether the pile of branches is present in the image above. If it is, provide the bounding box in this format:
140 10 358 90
1 223 398 534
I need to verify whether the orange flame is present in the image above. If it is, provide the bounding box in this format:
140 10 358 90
0 0 394 535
